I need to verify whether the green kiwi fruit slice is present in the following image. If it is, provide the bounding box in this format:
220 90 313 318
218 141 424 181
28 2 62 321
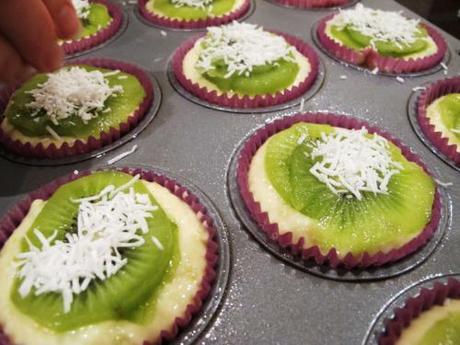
151 0 237 20
417 312 460 345
437 93 460 140
203 58 300 96
329 25 365 50
78 3 112 39
11 171 178 332
344 26 372 48
4 65 145 139
373 38 427 57
330 24 429 57
264 123 436 256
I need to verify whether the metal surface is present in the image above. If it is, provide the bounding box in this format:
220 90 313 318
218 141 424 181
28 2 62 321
0 1 459 344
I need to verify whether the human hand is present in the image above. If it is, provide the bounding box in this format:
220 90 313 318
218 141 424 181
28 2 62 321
0 0 80 84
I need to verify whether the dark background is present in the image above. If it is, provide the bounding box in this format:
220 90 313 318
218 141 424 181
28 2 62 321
396 0 460 39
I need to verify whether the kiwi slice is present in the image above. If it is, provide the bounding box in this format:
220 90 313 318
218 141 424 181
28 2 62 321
344 26 372 48
151 0 237 20
78 3 112 39
374 38 427 57
11 171 178 332
437 93 460 140
203 58 300 96
4 65 145 139
264 123 436 256
417 312 460 345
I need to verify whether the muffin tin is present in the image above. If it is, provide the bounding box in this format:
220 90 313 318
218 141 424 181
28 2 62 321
0 0 459 344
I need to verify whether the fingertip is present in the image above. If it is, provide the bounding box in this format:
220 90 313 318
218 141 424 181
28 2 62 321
14 65 37 84
39 43 64 72
56 2 81 39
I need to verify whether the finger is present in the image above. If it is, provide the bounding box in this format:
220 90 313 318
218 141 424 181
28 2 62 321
43 0 80 39
0 0 64 72
0 35 31 84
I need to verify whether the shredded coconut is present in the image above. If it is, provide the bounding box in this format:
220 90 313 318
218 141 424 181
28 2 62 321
26 67 123 126
308 128 403 200
15 175 159 313
196 21 295 78
72 0 91 19
171 0 213 9
151 236 164 250
107 145 138 165
332 4 422 48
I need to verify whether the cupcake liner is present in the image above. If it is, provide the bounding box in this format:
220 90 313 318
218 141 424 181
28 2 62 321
317 15 370 65
317 15 448 74
137 0 251 30
63 0 124 55
378 278 460 345
236 112 442 269
275 0 349 9
0 58 154 160
0 167 219 345
172 32 320 109
416 76 460 166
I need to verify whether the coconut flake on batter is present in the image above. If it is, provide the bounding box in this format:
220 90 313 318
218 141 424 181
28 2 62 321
331 4 422 48
15 175 159 313
308 128 403 200
26 66 123 126
196 21 296 78
72 0 91 19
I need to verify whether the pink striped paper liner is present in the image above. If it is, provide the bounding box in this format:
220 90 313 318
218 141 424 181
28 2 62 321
172 31 320 109
0 58 154 160
137 0 251 29
317 14 448 74
276 0 349 9
63 0 124 55
379 278 460 345
416 76 460 166
236 113 441 269
0 167 219 345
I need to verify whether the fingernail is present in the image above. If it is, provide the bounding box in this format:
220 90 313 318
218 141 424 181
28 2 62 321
20 66 37 82
58 4 81 39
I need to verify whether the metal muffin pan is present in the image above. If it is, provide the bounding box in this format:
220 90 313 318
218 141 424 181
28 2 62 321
0 0 459 344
